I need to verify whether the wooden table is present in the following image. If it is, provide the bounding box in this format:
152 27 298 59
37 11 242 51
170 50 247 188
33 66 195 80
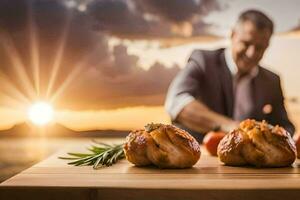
1 138 300 200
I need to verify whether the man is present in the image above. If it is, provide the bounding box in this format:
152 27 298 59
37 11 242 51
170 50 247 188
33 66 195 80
165 9 295 142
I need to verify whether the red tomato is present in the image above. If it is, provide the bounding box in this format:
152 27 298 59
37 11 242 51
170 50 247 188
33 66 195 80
203 131 226 156
293 133 300 159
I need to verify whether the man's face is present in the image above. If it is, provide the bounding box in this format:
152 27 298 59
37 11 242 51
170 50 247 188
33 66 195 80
231 20 272 74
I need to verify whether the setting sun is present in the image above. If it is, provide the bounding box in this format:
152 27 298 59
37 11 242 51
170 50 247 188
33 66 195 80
27 102 54 125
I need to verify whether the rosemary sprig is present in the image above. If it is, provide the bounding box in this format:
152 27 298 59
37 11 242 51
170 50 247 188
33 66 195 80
59 142 125 169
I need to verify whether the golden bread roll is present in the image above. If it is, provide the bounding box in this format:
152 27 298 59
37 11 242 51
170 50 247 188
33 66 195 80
293 134 300 159
124 123 201 168
217 119 296 167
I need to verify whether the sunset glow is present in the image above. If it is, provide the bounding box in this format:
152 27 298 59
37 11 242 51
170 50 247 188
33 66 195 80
0 0 299 132
28 102 54 125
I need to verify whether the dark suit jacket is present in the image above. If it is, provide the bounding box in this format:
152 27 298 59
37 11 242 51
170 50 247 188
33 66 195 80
166 48 295 142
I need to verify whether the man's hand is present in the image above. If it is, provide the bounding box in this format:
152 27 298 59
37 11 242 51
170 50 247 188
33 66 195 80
221 121 239 133
177 100 239 134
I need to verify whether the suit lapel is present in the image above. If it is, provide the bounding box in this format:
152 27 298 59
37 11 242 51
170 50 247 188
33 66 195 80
218 50 234 117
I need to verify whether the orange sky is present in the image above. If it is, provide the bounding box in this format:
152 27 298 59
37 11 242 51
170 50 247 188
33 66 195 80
0 34 300 131
0 1 300 132
55 106 170 131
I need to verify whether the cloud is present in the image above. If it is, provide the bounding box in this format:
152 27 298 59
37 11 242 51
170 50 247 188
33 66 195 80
0 0 181 110
134 0 219 22
277 21 300 39
56 44 180 110
86 0 170 38
86 0 221 38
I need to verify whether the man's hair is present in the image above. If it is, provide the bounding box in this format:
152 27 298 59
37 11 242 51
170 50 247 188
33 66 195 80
236 9 274 34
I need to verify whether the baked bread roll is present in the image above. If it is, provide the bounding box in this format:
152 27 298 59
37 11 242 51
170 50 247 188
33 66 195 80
293 134 300 159
217 119 296 167
124 123 201 168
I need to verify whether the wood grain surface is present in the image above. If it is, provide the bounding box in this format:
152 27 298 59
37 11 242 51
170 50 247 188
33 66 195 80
1 138 300 200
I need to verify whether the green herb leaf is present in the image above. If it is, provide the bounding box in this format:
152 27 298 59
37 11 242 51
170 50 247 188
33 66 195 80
59 142 125 169
144 123 161 133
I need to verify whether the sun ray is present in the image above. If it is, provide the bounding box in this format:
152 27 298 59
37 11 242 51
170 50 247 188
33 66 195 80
0 79 31 113
0 72 31 107
49 43 101 103
0 31 37 101
49 61 84 103
0 92 29 111
28 4 40 97
46 11 72 99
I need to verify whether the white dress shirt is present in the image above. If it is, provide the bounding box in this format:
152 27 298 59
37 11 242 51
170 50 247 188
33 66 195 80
224 48 258 121
165 81 195 120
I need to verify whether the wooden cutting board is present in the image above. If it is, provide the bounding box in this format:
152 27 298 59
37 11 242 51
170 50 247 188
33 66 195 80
1 138 300 200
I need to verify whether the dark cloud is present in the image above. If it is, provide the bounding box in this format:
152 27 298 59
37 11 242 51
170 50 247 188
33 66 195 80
134 0 219 22
86 0 220 38
86 0 149 34
86 0 170 38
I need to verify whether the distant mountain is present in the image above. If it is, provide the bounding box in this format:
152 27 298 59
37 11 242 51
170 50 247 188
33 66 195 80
0 122 129 138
